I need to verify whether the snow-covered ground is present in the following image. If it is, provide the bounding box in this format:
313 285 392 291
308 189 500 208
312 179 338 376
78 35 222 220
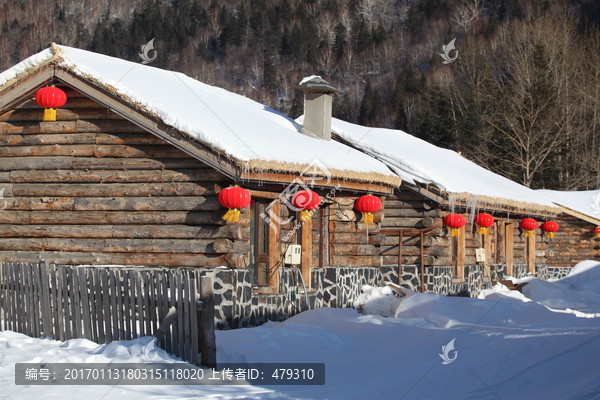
2 261 599 399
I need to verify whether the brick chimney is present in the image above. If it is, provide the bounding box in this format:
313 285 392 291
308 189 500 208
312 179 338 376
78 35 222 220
297 76 339 141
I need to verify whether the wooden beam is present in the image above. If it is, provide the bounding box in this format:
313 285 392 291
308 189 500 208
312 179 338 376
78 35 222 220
301 217 312 289
527 232 536 275
241 171 394 194
505 221 514 275
267 199 281 291
455 227 465 280
0 67 54 113
553 204 600 225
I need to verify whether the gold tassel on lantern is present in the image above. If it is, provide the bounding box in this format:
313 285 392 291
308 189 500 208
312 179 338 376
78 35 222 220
547 232 555 239
222 208 241 223
478 227 488 235
450 228 459 237
363 212 374 225
524 230 533 238
43 108 57 121
299 210 312 223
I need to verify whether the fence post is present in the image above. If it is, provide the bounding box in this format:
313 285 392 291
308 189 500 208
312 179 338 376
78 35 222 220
38 261 53 337
198 275 217 369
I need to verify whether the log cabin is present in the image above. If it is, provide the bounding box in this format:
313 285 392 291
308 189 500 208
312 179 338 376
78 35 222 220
536 190 600 269
1 45 597 328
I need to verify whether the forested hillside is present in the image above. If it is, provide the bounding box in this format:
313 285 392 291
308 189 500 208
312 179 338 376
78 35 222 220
1 0 599 189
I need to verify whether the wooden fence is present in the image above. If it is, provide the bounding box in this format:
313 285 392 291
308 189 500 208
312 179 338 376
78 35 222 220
0 261 216 367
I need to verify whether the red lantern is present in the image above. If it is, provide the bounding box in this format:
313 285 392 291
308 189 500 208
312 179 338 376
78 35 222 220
475 213 495 235
541 221 559 239
594 226 600 239
355 194 382 225
291 190 321 222
444 214 466 237
520 218 538 237
35 86 67 121
218 186 251 223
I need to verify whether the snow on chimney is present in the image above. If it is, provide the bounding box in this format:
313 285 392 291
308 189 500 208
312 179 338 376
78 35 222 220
297 76 339 141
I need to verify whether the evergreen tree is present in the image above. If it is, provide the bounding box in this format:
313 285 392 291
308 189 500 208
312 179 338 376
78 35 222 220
358 80 381 126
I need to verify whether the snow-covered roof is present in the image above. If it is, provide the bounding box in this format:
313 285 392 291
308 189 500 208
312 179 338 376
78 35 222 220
322 117 560 214
536 189 600 224
0 44 399 187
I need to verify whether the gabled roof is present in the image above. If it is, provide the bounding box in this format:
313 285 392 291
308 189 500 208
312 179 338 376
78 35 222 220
0 44 400 191
320 117 560 215
536 189 600 225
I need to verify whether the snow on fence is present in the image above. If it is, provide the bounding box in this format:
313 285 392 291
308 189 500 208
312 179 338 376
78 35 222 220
0 261 216 367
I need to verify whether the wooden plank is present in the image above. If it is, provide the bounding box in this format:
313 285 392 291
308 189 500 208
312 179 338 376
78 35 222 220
38 261 52 337
198 275 217 368
8 169 225 184
241 170 396 194
455 227 465 280
67 267 79 338
56 266 67 341
189 274 199 364
0 238 247 254
22 262 32 336
0 210 241 225
147 271 157 340
121 269 131 340
267 200 281 291
143 271 152 337
9 264 17 332
17 97 104 110
182 272 192 362
0 156 206 171
93 268 105 343
0 132 165 146
0 264 6 331
330 255 382 266
176 271 185 359
16 263 26 334
0 108 119 122
98 268 113 343
0 224 246 240
0 144 190 158
109 269 119 341
9 182 219 197
78 267 93 340
301 217 312 289
161 271 172 353
136 271 144 337
505 222 514 275
528 233 536 275
0 251 232 267
87 268 98 342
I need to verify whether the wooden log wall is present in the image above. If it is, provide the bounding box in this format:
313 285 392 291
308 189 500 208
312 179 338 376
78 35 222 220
327 188 552 275
0 87 249 267
328 191 450 267
544 216 599 267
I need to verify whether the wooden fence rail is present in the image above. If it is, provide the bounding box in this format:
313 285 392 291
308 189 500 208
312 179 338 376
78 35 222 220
0 261 216 366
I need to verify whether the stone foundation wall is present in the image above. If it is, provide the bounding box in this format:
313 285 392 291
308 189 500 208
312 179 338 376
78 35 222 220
204 264 572 329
